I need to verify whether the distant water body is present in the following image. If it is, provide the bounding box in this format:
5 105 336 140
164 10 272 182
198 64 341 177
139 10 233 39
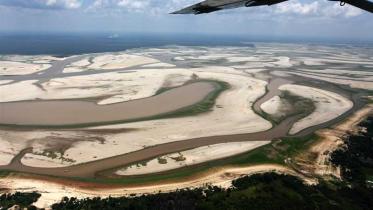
0 33 372 56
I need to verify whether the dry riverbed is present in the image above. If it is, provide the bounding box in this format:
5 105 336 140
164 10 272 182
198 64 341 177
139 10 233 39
0 44 372 208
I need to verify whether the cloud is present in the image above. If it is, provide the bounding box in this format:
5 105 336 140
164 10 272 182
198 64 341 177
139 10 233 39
0 0 370 41
117 0 149 10
85 0 151 13
274 0 364 18
85 0 199 14
0 0 82 10
46 0 81 9
0 0 365 18
327 2 363 17
275 0 319 15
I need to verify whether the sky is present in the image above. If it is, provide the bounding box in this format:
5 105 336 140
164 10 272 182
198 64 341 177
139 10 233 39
0 0 372 41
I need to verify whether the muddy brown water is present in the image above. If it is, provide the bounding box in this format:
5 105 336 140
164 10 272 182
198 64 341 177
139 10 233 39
253 77 293 115
0 82 215 126
0 74 365 179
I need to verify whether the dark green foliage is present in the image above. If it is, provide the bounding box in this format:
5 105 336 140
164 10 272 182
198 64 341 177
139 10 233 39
258 90 316 125
49 172 373 210
48 117 373 210
275 90 316 124
330 116 373 184
52 189 204 210
3 172 373 210
0 192 40 210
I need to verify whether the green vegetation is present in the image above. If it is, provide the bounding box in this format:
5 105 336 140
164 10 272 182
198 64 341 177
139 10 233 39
364 168 373 183
134 160 148 167
28 115 368 210
281 90 316 118
170 154 186 162
0 124 316 187
260 90 316 125
4 172 373 210
71 134 318 185
157 80 229 118
330 116 373 185
3 119 372 210
44 173 373 210
34 151 75 163
0 192 40 210
157 157 167 164
215 134 318 166
367 97 373 104
0 171 10 178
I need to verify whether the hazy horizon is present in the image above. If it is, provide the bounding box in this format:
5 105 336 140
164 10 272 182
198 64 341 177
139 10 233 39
1 32 372 56
1 0 372 43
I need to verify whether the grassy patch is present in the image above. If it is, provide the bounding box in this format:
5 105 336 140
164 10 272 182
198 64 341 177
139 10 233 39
263 91 316 125
367 97 373 104
157 157 167 164
0 170 10 178
218 134 318 167
0 135 318 186
156 80 229 118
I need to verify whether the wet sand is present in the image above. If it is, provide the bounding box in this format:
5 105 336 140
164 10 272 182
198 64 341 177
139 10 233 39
0 75 365 181
0 82 216 126
1 74 363 179
253 77 293 116
0 46 371 186
1 115 294 178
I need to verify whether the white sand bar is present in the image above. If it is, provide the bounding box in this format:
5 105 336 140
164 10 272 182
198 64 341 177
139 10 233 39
280 84 353 135
0 69 194 104
260 96 282 115
61 69 271 165
289 72 373 90
116 141 270 176
17 67 271 167
0 61 50 75
3 44 370 169
89 53 159 70
0 164 298 209
22 153 73 168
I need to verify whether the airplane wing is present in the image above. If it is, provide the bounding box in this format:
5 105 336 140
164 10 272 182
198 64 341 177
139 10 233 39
335 0 373 13
171 0 288 14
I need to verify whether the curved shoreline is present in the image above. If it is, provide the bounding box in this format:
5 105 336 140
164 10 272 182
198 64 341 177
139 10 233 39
0 81 217 127
0 74 364 179
2 106 370 209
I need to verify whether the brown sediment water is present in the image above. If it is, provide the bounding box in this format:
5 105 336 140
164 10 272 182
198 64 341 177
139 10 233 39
0 82 215 126
0 75 365 179
1 115 295 178
253 77 293 116
0 77 293 178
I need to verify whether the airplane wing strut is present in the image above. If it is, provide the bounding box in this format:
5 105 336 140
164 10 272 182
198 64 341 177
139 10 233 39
171 0 373 14
338 0 373 13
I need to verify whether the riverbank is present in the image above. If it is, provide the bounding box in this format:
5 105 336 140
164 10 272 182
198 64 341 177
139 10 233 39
1 105 371 208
